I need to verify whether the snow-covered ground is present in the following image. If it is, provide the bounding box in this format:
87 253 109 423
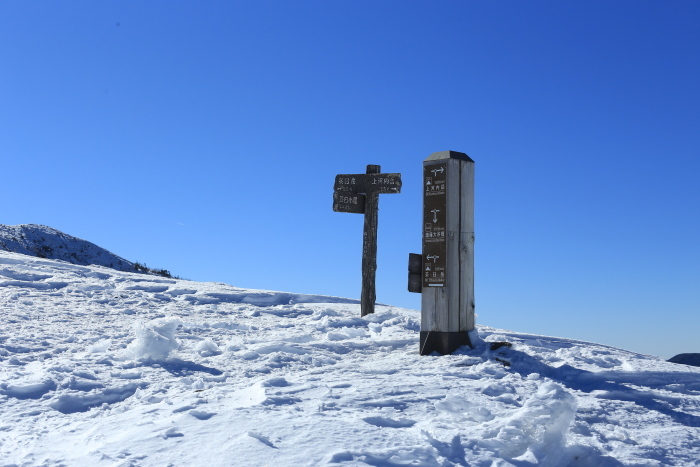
2 250 700 466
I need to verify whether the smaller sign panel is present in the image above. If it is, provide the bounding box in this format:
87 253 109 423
334 173 402 194
408 253 422 293
333 191 366 214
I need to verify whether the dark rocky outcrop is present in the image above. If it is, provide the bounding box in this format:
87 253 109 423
0 224 172 277
668 353 700 367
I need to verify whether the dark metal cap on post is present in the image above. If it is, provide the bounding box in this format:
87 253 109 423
424 150 474 163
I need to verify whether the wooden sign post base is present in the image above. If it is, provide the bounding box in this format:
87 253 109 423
420 331 471 356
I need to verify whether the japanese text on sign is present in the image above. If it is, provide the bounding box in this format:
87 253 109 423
334 173 402 194
423 163 447 287
333 192 366 214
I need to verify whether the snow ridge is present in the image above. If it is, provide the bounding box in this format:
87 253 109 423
0 224 142 274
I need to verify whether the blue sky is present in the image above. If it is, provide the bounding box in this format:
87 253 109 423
2 1 698 359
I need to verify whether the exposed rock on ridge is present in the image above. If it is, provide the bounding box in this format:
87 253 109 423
0 224 157 275
668 353 700 367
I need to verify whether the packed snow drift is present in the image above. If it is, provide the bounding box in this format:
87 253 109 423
2 250 700 466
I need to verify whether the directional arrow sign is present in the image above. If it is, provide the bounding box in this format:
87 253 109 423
333 192 366 214
334 173 402 194
423 162 447 288
333 165 402 318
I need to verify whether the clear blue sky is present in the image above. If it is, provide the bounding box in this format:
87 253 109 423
2 2 698 359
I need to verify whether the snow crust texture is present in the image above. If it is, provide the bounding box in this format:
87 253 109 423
2 250 700 466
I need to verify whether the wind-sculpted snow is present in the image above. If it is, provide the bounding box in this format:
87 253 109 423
1 250 700 466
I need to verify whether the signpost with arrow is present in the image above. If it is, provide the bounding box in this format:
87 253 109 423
411 151 475 356
333 165 401 317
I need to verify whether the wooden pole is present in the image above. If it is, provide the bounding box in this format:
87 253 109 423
361 164 380 316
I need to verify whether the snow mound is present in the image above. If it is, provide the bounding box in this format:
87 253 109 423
480 381 577 462
124 317 182 360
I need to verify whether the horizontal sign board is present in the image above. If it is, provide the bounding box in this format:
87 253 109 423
333 191 366 214
334 173 402 194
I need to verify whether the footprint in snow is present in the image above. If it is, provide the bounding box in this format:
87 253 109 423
188 409 216 420
262 377 290 387
262 396 301 406
362 416 416 428
360 399 409 411
481 382 515 397
172 404 198 414
246 432 277 449
48 383 139 414
124 285 170 293
0 280 68 290
162 427 184 439
0 269 52 281
330 383 352 389
0 380 56 400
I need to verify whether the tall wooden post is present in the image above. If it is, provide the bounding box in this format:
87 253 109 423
420 151 475 355
361 165 380 317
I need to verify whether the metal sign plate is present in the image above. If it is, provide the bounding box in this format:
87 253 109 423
334 173 402 194
333 191 366 214
423 163 447 287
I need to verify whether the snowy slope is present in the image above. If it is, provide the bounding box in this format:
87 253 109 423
0 224 144 274
2 250 700 466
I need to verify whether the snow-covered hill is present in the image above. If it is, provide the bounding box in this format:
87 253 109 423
1 250 699 466
0 224 167 276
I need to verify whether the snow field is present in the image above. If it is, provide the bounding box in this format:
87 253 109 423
2 251 700 466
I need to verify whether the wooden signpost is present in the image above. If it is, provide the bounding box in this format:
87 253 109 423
333 165 401 316
409 151 475 355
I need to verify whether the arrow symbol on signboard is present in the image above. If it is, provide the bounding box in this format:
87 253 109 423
431 209 440 223
431 167 444 176
427 255 439 263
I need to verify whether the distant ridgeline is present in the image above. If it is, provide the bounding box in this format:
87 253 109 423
0 224 174 278
668 354 700 368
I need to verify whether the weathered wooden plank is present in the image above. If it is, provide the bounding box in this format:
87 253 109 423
421 283 446 331
459 160 475 233
445 158 462 332
459 160 475 332
459 232 475 331
360 165 380 317
421 286 433 330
